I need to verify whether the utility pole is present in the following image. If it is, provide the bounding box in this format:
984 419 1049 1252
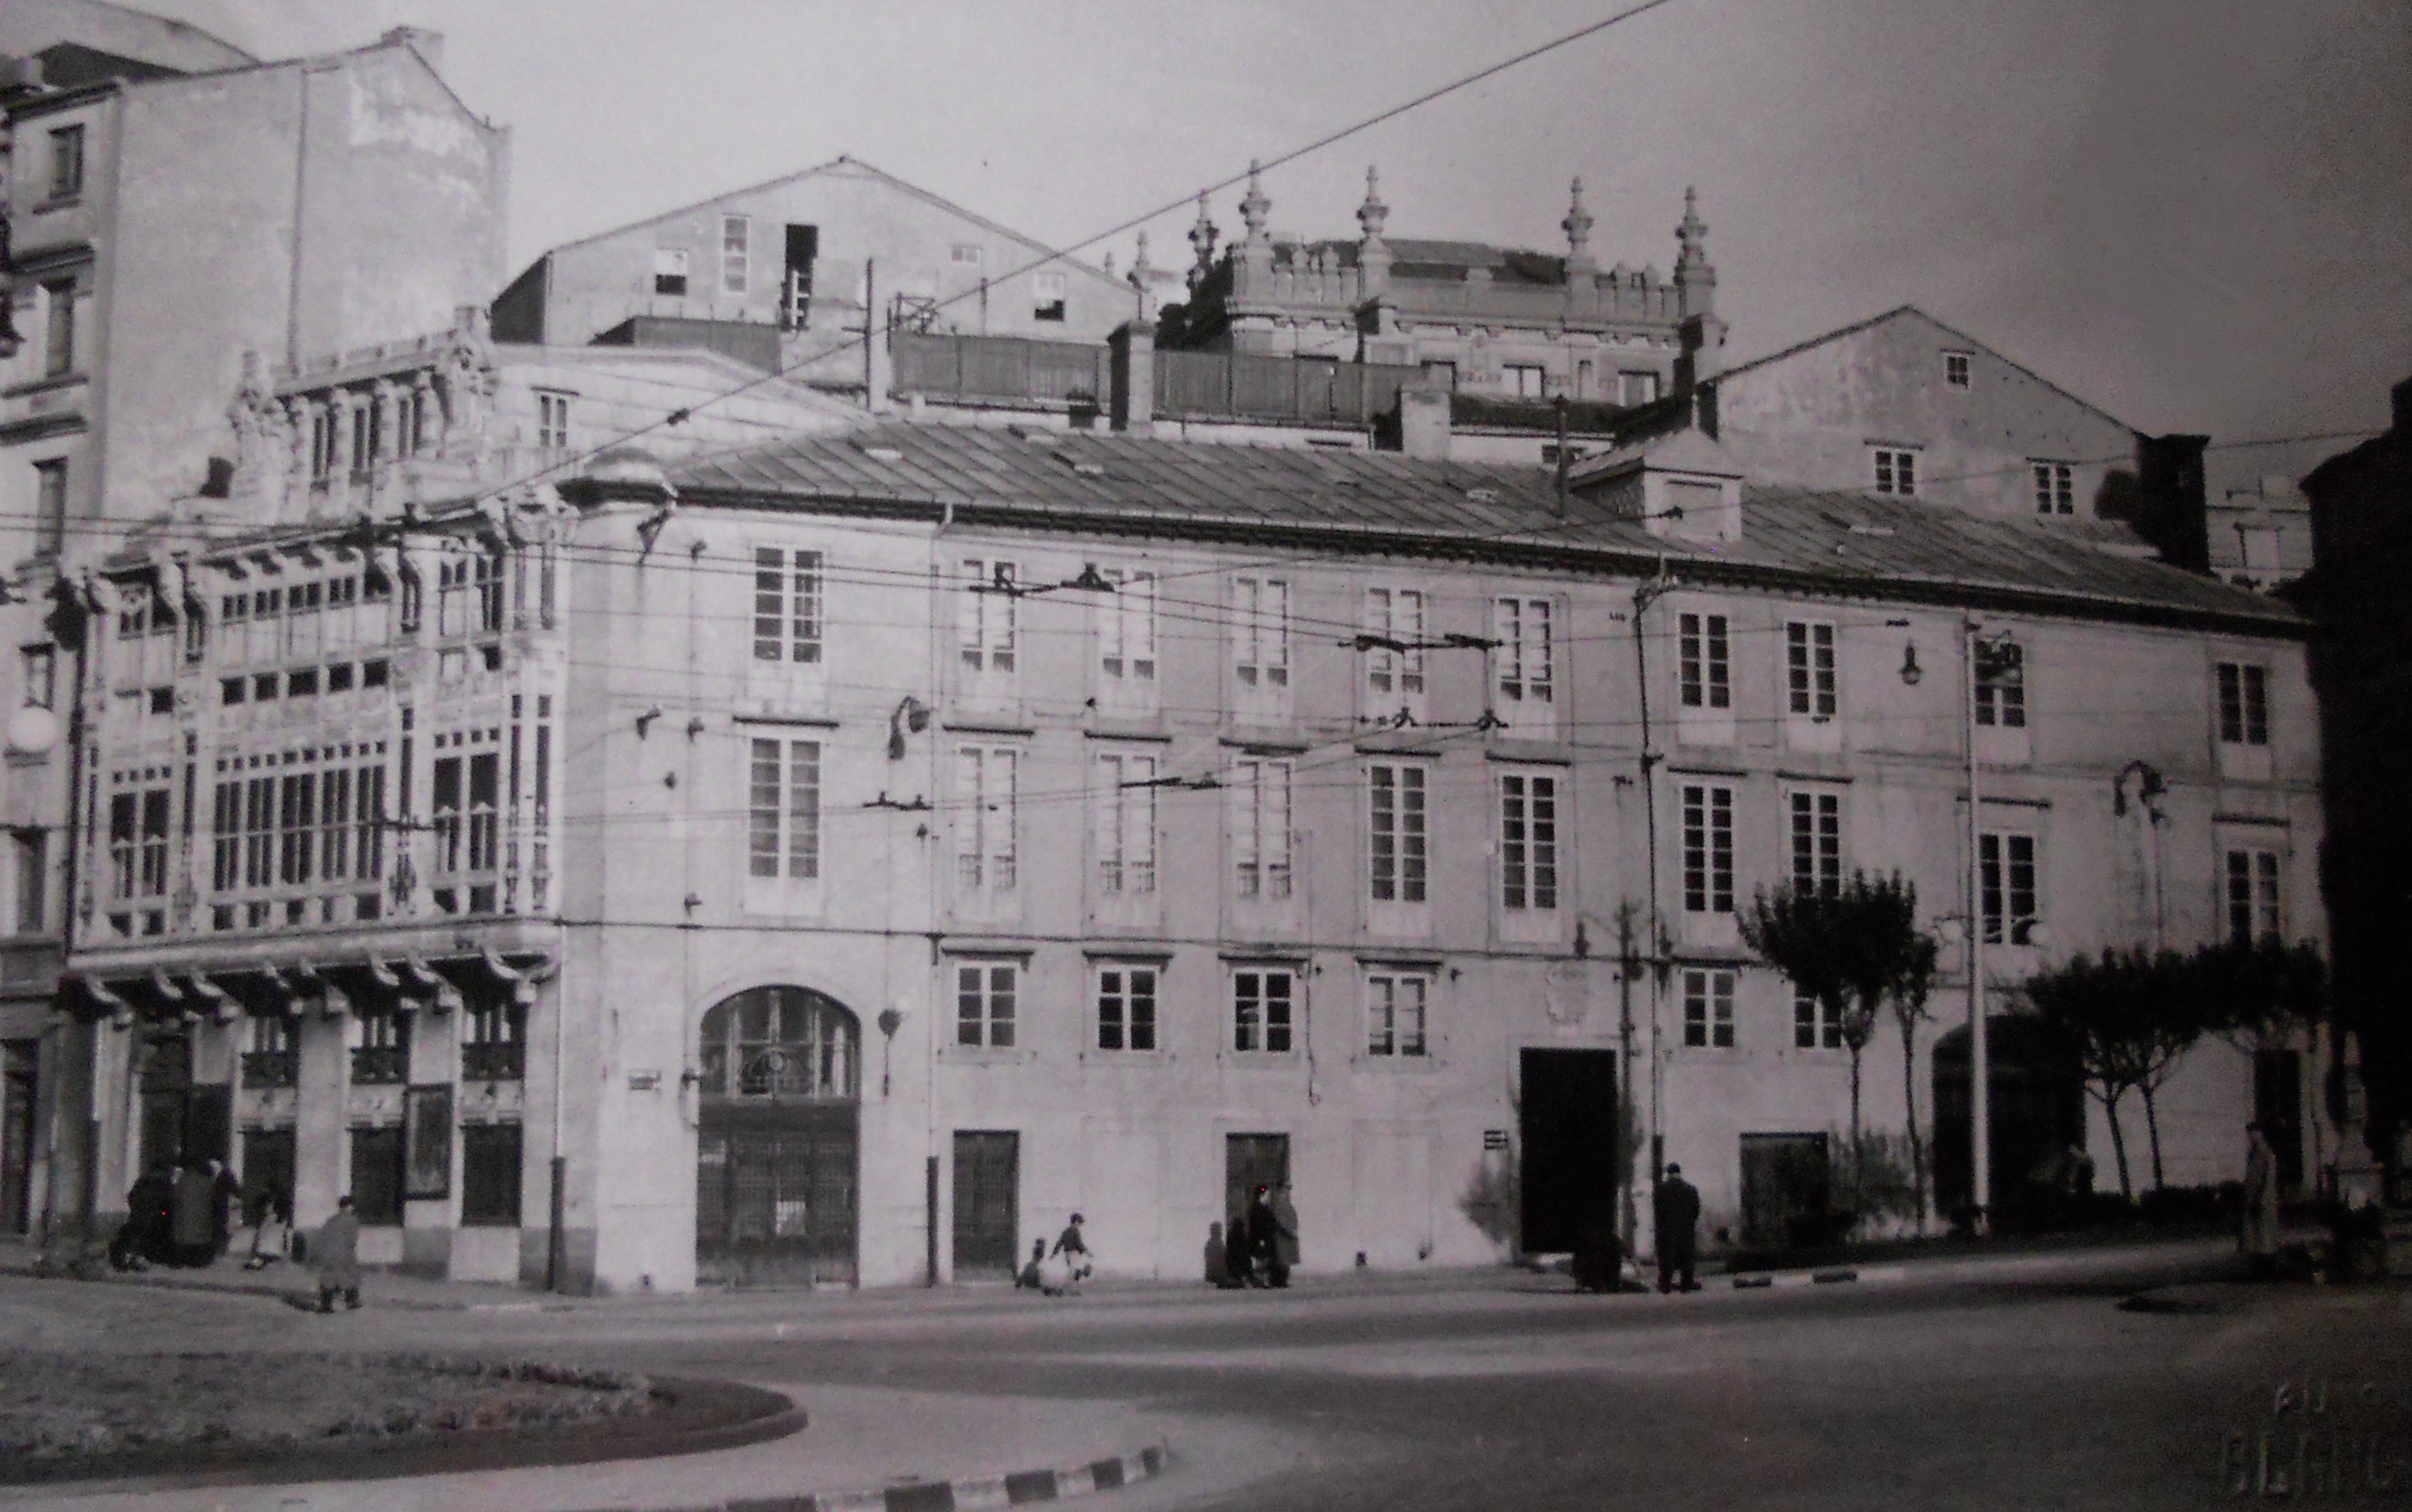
1630 567 1673 1201
1963 614 1991 1235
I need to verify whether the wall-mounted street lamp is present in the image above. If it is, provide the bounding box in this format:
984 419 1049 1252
887 696 932 762
876 1007 904 1098
1899 643 1923 686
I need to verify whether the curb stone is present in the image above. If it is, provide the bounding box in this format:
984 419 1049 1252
593 1442 1171 1512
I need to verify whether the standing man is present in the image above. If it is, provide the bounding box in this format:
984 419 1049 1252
1653 1163 1701 1294
312 1195 363 1312
1267 1184 1300 1289
2241 1122 2281 1279
1246 1186 1280 1289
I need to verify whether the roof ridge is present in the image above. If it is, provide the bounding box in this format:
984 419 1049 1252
1717 305 2135 432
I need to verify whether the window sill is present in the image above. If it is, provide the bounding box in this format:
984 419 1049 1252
33 196 83 214
1354 1052 1441 1072
1078 1049 1170 1066
4 372 90 400
939 1046 1037 1067
1222 1051 1302 1067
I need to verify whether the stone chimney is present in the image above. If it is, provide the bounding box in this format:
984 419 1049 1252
2133 432 2212 572
1109 319 1154 436
381 26 445 72
1398 376 1451 460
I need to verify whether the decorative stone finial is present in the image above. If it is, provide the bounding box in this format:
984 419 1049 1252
1240 159 1270 243
1188 191 1218 271
1563 177 1595 260
1677 185 1708 268
1129 231 1153 292
1356 165 1389 244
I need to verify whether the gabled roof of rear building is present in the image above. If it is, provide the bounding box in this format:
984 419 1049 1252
664 422 2298 636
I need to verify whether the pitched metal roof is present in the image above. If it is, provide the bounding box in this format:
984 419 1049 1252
666 422 2302 636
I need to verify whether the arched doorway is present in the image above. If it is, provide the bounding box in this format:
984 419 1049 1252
695 987 860 1287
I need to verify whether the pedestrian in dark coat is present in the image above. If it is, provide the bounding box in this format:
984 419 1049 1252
1653 1164 1702 1293
206 1159 241 1259
1267 1184 1300 1287
312 1196 363 1311
171 1161 217 1268
1246 1187 1282 1288
109 1163 175 1270
1223 1206 1255 1288
2241 1122 2281 1278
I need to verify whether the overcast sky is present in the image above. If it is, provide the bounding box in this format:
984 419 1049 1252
139 0 2412 485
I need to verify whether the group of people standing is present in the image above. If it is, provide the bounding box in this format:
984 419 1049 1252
1206 1184 1299 1289
108 1158 245 1271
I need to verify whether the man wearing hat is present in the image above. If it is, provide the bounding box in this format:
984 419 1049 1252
1653 1163 1701 1293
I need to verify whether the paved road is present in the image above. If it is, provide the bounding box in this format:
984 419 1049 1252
6 1246 2408 1511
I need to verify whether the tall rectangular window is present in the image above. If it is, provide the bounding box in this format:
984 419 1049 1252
34 460 66 559
47 126 84 201
1681 782 1734 915
2217 662 2269 747
1678 613 1730 710
467 754 499 878
1092 751 1158 895
1368 762 1428 905
959 559 1017 677
955 962 1017 1048
2225 848 2282 945
536 392 571 454
1944 352 1971 389
1365 972 1430 1057
1684 968 1737 1048
19 645 55 710
1975 641 2027 728
720 214 751 295
13 830 45 935
1234 576 1290 694
956 746 1018 895
1363 587 1426 714
107 784 171 903
1232 969 1295 1054
1500 772 1559 912
460 1124 523 1227
1794 991 1842 1050
2032 462 2075 516
1494 597 1554 728
1097 569 1157 695
748 738 820 882
1232 758 1293 901
1095 965 1158 1052
276 772 316 886
751 547 823 665
1979 832 2039 944
1786 621 1837 718
1788 790 1842 897
431 756 462 875
1871 447 1919 496
42 279 74 377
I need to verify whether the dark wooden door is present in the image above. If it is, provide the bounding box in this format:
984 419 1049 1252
1517 1048 1617 1253
1740 1132 1831 1249
240 1128 296 1223
951 1131 1019 1278
697 1103 857 1288
1 1040 34 1234
1224 1132 1291 1227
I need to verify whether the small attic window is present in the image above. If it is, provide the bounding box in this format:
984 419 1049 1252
1943 352 1972 389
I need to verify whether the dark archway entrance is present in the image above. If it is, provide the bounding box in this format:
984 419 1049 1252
695 987 860 1288
1934 1016 2084 1232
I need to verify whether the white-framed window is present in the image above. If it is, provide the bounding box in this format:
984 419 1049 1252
18 645 54 710
2225 848 2282 946
1231 758 1292 901
1500 771 1559 913
959 557 1017 686
33 459 67 559
955 746 1018 895
1786 621 1837 719
2217 662 2269 747
1032 271 1067 322
950 243 983 265
1678 613 1730 710
747 738 820 882
1096 567 1157 707
1364 587 1426 720
1619 370 1660 407
43 278 75 377
1975 639 2026 729
1684 968 1737 1048
1095 963 1159 1052
47 125 84 201
1365 971 1431 1058
1788 790 1842 898
536 392 571 454
2032 461 2074 516
1681 782 1734 915
1944 352 1971 390
955 961 1017 1048
1504 364 1546 399
1368 762 1429 905
1979 831 2039 945
720 214 751 295
1794 991 1842 1050
652 247 689 296
1493 597 1555 731
1092 750 1158 896
751 546 823 666
1231 967 1296 1054
1233 575 1290 701
1870 447 1919 497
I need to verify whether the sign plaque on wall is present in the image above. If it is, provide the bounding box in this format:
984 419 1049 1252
404 1084 454 1200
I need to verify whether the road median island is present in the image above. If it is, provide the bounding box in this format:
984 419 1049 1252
0 1351 802 1488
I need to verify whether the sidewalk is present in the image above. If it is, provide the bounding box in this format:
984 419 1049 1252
0 1386 1182 1512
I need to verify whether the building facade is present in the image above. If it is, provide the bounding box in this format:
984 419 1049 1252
49 404 2319 1291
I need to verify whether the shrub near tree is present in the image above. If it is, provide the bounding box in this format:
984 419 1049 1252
1743 871 1938 1224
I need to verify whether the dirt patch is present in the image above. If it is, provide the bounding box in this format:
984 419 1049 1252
0 1351 653 1466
